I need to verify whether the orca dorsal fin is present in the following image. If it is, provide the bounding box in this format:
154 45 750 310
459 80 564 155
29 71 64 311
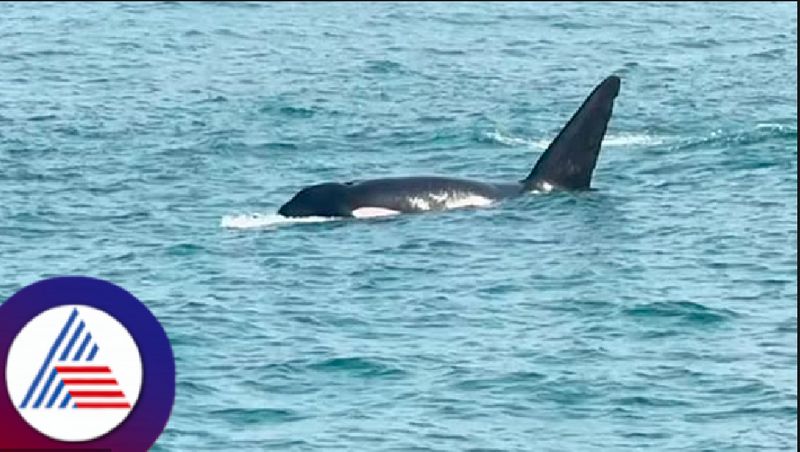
522 75 620 191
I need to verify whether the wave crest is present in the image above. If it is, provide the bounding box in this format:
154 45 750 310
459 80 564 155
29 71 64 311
220 213 338 229
485 130 665 149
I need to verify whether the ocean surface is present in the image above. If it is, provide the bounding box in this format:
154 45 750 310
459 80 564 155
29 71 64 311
0 2 796 450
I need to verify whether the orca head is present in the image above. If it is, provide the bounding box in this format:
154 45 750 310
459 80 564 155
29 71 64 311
278 182 352 218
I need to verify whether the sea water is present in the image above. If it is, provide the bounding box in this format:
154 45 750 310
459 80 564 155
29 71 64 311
0 2 796 450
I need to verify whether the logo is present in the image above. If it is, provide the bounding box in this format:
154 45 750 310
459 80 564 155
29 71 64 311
7 305 143 441
0 277 175 451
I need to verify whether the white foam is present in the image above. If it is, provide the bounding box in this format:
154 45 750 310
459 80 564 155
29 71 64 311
486 130 664 149
220 213 338 229
484 130 532 147
601 133 665 147
351 207 401 218
756 123 796 132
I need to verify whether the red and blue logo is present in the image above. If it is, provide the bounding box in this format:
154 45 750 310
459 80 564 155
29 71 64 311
0 277 175 450
19 307 133 411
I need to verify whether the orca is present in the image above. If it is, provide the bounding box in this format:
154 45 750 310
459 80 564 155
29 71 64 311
278 75 620 219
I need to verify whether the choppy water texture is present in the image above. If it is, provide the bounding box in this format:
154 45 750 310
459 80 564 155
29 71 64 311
1 2 797 451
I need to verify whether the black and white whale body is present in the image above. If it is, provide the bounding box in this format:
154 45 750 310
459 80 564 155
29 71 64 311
278 75 620 219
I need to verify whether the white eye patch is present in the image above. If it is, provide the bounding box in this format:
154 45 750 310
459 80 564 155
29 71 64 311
351 207 402 218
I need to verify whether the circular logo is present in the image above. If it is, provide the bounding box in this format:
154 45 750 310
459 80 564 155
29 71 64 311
0 277 175 451
6 305 143 441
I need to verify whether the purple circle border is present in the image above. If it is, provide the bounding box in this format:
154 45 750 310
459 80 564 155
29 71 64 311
0 276 175 451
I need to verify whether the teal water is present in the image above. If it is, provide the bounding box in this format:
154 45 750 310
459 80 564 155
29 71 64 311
0 2 796 450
